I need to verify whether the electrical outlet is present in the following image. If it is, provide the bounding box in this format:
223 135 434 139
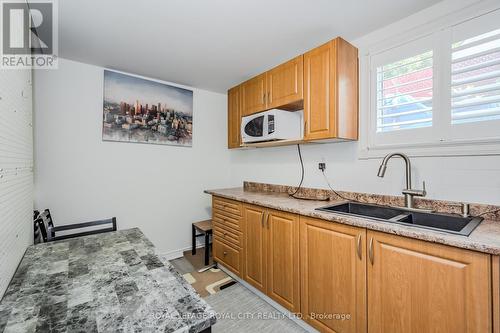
318 162 326 171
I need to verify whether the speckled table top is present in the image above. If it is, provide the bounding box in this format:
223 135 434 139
0 228 216 333
206 187 500 255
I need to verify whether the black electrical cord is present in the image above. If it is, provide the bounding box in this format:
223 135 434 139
288 144 352 202
321 169 354 202
478 208 500 217
289 144 305 198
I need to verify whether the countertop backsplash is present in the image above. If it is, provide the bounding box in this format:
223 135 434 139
243 181 500 222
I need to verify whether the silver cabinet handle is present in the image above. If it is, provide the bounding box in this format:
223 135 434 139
223 251 228 256
369 237 374 265
261 212 265 227
266 213 270 229
356 234 362 260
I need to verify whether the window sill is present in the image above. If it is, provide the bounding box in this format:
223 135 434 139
359 139 500 159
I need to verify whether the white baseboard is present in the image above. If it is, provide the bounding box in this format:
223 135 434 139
217 264 319 333
158 241 207 261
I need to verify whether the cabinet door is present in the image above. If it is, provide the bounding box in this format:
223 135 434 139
368 230 491 333
243 204 267 292
303 40 337 140
267 55 303 109
266 209 300 313
241 73 267 116
300 216 366 333
227 86 241 149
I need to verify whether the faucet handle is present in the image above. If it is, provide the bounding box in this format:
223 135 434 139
402 181 427 197
449 202 470 217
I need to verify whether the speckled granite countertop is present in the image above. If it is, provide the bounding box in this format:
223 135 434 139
0 228 216 333
206 187 500 255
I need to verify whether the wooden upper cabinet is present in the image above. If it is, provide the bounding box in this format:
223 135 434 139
266 209 300 313
303 42 333 140
227 86 241 149
267 55 303 109
240 56 304 117
304 37 358 141
300 216 367 333
229 36 358 148
241 73 267 117
367 230 491 333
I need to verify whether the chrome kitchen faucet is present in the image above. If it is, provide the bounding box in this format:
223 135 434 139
377 152 431 212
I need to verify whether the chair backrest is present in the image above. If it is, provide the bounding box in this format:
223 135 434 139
35 217 47 242
34 209 117 243
39 209 55 241
33 215 43 244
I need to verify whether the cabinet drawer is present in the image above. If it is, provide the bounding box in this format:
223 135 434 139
213 211 241 231
213 197 242 217
213 223 242 248
213 239 242 276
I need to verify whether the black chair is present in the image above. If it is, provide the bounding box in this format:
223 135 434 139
34 209 117 242
33 210 43 244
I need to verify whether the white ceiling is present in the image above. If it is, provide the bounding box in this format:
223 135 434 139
58 0 442 93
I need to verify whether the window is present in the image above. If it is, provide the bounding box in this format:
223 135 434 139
366 8 500 156
451 29 500 125
376 50 433 133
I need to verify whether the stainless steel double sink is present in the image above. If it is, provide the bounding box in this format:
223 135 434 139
316 202 483 236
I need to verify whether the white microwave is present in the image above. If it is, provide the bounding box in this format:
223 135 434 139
241 109 303 143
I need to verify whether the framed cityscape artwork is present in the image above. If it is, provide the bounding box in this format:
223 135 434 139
102 70 193 146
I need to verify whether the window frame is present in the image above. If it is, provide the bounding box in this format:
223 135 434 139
360 3 500 159
369 34 438 148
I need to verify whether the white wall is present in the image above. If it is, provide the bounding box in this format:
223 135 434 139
33 0 500 262
0 68 33 297
228 0 500 206
228 143 500 205
34 59 231 255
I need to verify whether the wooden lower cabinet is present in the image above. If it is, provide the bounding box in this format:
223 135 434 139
213 196 496 333
212 196 243 277
242 204 300 312
267 209 300 312
493 255 500 333
300 216 367 333
213 239 242 277
367 230 491 333
243 204 267 292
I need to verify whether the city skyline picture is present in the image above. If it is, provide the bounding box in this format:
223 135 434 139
102 70 194 146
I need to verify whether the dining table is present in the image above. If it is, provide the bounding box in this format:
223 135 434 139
0 228 216 333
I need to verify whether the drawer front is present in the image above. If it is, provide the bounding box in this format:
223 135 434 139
213 211 241 231
213 196 242 217
213 223 242 248
213 239 242 276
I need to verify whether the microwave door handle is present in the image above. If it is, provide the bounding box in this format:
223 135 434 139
264 115 268 135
